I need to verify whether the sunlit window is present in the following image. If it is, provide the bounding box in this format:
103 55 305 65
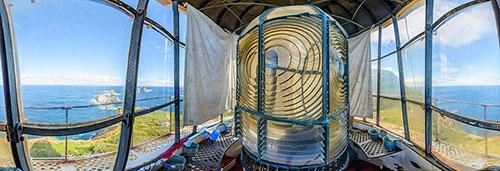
431 2 500 169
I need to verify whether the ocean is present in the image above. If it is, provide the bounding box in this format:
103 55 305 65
433 85 500 121
0 85 498 140
0 85 184 140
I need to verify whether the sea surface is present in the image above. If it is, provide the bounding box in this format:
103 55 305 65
0 85 498 140
0 85 184 140
433 85 500 121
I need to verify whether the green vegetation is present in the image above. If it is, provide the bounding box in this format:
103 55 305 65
0 134 13 161
27 109 234 158
28 109 176 158
374 95 500 155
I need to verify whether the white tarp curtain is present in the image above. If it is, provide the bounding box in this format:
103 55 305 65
183 4 238 126
348 31 373 118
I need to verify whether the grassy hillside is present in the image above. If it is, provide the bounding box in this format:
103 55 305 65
374 95 500 155
28 109 176 158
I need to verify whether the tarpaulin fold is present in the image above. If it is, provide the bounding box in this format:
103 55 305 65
348 31 373 118
183 4 238 126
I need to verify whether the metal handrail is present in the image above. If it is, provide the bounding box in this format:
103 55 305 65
434 98 500 107
0 96 172 110
1 95 181 161
374 95 500 156
433 98 500 155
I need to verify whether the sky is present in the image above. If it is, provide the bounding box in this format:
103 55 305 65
5 0 500 87
8 0 186 86
370 0 500 87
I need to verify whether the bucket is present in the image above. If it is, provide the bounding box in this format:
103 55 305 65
210 129 221 141
224 124 231 133
183 142 199 157
368 128 379 140
163 155 186 171
383 136 396 150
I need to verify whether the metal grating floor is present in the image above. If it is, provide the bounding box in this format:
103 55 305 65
184 132 238 171
350 129 401 158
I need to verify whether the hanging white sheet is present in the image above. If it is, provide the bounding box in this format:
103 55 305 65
348 31 373 118
183 4 238 126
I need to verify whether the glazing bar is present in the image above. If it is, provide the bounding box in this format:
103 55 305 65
173 0 181 144
0 0 32 169
376 24 382 126
321 15 330 121
492 0 500 46
424 0 434 154
392 15 410 140
114 0 149 169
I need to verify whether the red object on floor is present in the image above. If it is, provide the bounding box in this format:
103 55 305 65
161 137 189 159
345 160 382 171
228 155 243 171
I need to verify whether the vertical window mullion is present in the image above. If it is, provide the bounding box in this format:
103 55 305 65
392 15 410 141
424 0 434 154
376 24 382 126
114 0 149 170
0 0 31 169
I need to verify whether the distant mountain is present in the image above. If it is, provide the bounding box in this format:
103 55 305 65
371 69 423 99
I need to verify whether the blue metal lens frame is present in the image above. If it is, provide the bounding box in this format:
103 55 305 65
235 5 350 169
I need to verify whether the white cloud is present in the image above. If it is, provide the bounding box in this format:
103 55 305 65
20 73 181 87
466 65 475 71
137 79 174 87
434 3 495 47
439 54 459 73
433 75 500 86
381 67 399 77
21 73 124 86
371 1 494 48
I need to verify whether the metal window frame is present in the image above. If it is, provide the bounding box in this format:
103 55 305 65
0 0 186 170
0 0 496 170
173 0 181 144
370 0 496 168
113 0 150 170
424 0 433 155
0 0 31 169
376 24 381 126
391 15 410 141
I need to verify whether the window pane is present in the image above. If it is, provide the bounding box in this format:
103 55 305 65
9 0 131 124
432 3 500 121
431 3 500 170
128 24 176 167
379 54 403 136
0 132 15 167
407 103 425 147
379 98 404 137
432 112 500 170
433 0 474 22
402 39 425 102
372 61 378 96
380 54 400 98
397 5 425 45
381 24 396 55
0 73 5 121
369 61 378 123
27 124 120 170
146 1 187 44
370 26 379 60
401 38 425 147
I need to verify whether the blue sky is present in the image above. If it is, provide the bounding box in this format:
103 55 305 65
9 0 186 86
6 0 500 87
371 0 500 86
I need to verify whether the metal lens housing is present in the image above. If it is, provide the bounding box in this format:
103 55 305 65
236 5 350 169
